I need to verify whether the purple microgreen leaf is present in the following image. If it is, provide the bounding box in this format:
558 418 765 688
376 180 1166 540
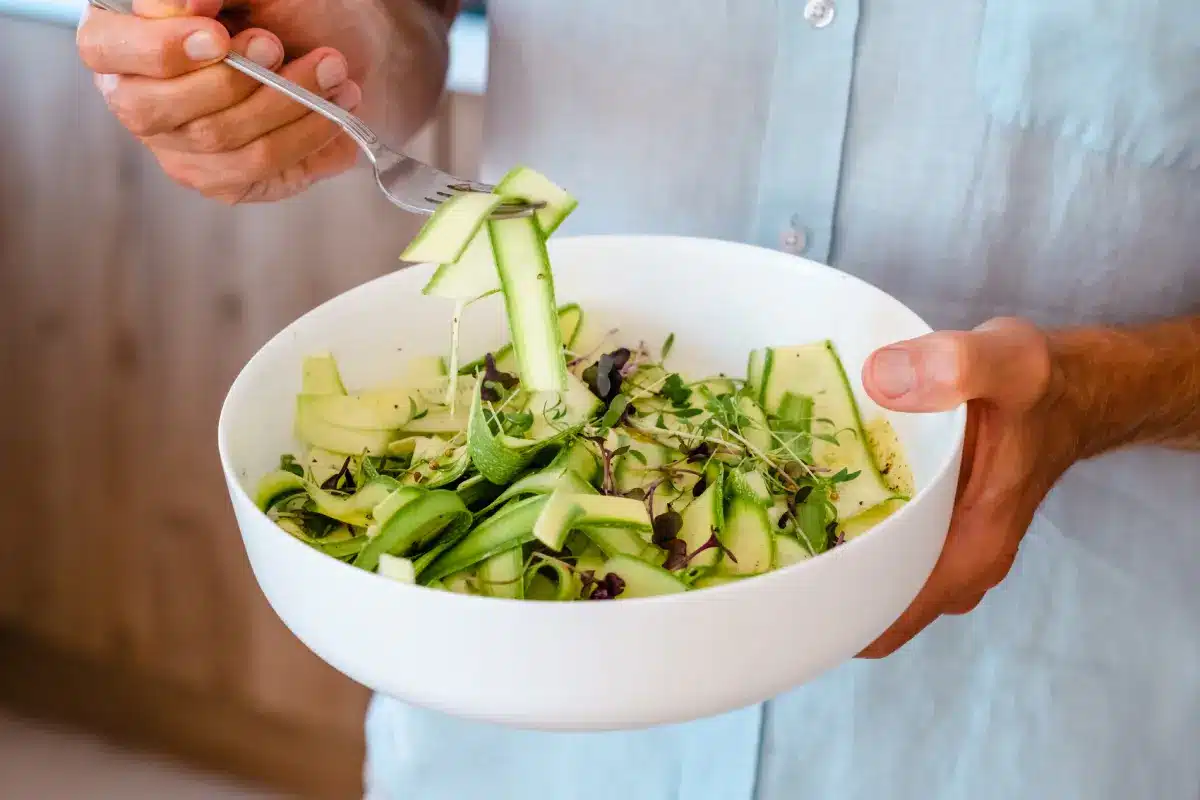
691 474 708 497
587 571 625 600
824 520 840 550
623 487 646 501
651 509 683 546
662 538 689 571
584 350 628 403
483 352 519 389
320 456 354 491
595 357 613 399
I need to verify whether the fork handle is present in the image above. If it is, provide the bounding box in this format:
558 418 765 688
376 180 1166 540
220 53 381 155
86 0 384 160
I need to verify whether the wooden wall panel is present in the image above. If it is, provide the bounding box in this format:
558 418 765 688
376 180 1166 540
0 13 485 786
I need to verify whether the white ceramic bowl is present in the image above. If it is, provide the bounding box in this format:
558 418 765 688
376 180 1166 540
218 235 966 731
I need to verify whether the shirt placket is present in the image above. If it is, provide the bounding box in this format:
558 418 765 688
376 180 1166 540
752 0 861 266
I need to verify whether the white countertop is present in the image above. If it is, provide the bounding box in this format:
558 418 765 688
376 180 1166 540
0 0 489 95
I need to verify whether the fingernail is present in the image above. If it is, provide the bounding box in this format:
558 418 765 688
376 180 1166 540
184 30 222 62
244 37 279 67
332 82 361 109
870 347 917 398
316 55 348 91
94 73 119 96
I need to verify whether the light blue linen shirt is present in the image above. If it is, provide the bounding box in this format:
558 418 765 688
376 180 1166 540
366 2 1200 798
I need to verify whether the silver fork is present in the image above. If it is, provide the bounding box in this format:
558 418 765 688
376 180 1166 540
87 0 537 218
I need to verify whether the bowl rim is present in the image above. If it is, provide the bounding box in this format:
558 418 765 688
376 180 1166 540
218 233 968 612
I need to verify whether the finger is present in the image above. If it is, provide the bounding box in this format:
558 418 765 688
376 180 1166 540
156 48 352 155
103 29 283 138
173 84 360 197
861 318 1052 413
858 507 1022 659
864 589 984 663
230 135 361 204
300 134 361 183
235 90 360 184
78 8 229 78
944 593 985 616
132 0 223 19
857 576 949 659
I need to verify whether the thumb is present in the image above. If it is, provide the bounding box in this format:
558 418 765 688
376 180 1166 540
862 317 1051 412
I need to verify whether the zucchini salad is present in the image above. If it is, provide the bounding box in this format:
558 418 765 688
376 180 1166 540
254 168 913 600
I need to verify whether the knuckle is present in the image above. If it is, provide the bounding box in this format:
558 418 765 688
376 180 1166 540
240 138 278 179
147 44 175 78
111 93 165 137
183 118 235 155
981 316 1054 404
938 332 976 392
214 69 246 99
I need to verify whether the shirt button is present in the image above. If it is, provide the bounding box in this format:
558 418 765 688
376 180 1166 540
780 218 809 255
804 0 836 28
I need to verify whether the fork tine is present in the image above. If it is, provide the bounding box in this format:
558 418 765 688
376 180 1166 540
418 194 544 220
378 159 541 217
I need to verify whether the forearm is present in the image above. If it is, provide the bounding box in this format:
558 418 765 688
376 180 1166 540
362 0 451 142
1050 316 1200 457
326 0 453 146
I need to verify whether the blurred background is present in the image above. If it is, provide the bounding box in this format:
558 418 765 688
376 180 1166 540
0 2 487 797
